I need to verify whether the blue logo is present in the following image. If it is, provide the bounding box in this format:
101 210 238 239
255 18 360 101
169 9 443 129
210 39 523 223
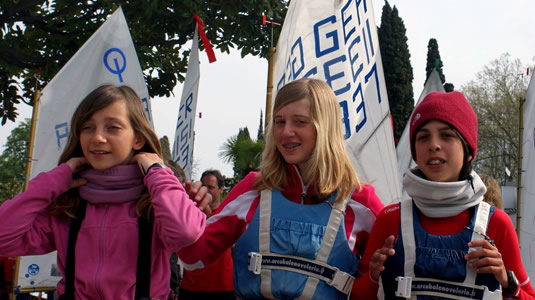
27 264 39 276
103 48 127 82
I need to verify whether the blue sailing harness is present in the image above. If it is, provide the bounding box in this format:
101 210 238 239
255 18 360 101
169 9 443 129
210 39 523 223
233 189 358 299
379 201 501 300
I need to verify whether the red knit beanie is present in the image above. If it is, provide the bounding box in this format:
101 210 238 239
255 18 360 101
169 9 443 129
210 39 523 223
409 91 477 160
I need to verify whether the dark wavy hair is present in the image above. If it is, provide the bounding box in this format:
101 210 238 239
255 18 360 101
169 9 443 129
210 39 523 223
49 84 162 220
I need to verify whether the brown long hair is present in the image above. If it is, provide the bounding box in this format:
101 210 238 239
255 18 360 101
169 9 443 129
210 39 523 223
254 78 360 203
49 84 162 220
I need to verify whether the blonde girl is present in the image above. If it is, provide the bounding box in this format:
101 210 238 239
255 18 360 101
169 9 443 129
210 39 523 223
178 78 384 299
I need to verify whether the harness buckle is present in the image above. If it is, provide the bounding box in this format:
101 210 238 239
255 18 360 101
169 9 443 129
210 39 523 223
395 276 412 298
248 252 262 275
328 267 355 295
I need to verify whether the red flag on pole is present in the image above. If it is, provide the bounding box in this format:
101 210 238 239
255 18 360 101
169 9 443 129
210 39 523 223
192 14 216 63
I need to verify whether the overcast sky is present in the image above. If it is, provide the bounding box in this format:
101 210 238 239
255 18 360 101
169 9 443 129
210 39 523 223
1 0 534 180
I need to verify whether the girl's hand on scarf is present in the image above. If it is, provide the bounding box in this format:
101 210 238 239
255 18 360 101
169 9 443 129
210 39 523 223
65 157 88 188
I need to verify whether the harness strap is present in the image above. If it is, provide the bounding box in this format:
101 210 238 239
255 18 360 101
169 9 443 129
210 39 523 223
396 201 497 300
395 276 502 300
248 252 355 295
400 200 416 279
297 198 347 300
255 190 352 298
465 202 490 285
60 200 153 300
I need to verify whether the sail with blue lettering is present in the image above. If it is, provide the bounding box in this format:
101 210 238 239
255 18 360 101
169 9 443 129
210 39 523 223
21 7 150 291
271 0 401 204
397 69 445 200
30 7 152 179
519 71 535 281
172 27 200 179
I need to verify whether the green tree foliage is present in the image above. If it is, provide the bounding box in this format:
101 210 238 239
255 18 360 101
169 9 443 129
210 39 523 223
461 53 531 184
219 127 263 186
0 0 288 124
159 135 171 162
257 110 264 141
0 118 30 202
425 38 454 92
377 1 414 143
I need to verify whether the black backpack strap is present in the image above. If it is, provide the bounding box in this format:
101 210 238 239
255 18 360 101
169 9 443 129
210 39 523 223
0 259 6 292
59 200 87 300
135 217 153 300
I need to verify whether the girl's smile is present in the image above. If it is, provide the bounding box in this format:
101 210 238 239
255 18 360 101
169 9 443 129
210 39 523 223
273 98 317 172
80 100 144 170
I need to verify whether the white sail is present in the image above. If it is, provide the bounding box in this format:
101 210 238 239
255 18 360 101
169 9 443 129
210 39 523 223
172 28 201 179
21 8 149 291
271 0 401 204
30 7 151 179
519 71 535 281
397 69 445 200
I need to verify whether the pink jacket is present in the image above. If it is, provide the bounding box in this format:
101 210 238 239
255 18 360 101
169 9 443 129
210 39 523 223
0 163 206 300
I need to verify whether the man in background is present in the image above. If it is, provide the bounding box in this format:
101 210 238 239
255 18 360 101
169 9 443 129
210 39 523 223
179 169 235 299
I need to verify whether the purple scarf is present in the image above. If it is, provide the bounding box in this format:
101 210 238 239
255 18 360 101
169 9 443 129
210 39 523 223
78 164 144 204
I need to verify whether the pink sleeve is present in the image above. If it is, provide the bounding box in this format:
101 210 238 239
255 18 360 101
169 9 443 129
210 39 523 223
144 167 206 251
0 163 73 255
352 184 385 216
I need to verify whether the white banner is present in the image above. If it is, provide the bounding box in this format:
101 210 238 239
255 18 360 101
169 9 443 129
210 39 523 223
272 0 401 204
172 28 200 179
30 7 152 179
21 7 150 291
397 69 445 200
519 71 535 281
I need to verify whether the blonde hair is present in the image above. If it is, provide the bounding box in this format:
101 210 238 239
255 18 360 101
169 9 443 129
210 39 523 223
49 84 162 220
255 78 360 203
480 174 503 209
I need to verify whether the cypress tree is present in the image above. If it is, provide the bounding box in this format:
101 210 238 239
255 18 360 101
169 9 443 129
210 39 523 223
425 38 454 92
378 1 414 144
257 110 264 141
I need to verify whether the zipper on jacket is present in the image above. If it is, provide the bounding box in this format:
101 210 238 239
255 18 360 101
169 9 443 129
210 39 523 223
292 165 309 204
95 204 109 299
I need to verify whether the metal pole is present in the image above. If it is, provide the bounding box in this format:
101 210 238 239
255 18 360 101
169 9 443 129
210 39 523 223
12 90 41 300
516 96 525 239
265 46 275 132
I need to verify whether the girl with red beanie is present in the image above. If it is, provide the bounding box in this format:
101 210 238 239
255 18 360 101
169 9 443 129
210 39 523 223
361 91 535 299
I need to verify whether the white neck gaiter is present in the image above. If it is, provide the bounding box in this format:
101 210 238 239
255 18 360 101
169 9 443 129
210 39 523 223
403 169 486 218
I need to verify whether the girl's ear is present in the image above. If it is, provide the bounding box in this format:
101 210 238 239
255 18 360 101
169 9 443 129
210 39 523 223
467 155 473 162
133 133 146 151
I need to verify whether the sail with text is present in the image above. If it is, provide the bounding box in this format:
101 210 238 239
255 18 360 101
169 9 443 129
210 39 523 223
172 27 201 179
23 7 150 291
271 0 401 204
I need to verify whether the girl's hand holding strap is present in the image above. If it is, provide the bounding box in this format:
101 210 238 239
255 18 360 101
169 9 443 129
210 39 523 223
465 239 508 288
65 157 88 189
131 152 213 215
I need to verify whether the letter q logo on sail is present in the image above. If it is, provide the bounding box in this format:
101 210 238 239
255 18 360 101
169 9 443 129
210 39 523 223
103 48 127 82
